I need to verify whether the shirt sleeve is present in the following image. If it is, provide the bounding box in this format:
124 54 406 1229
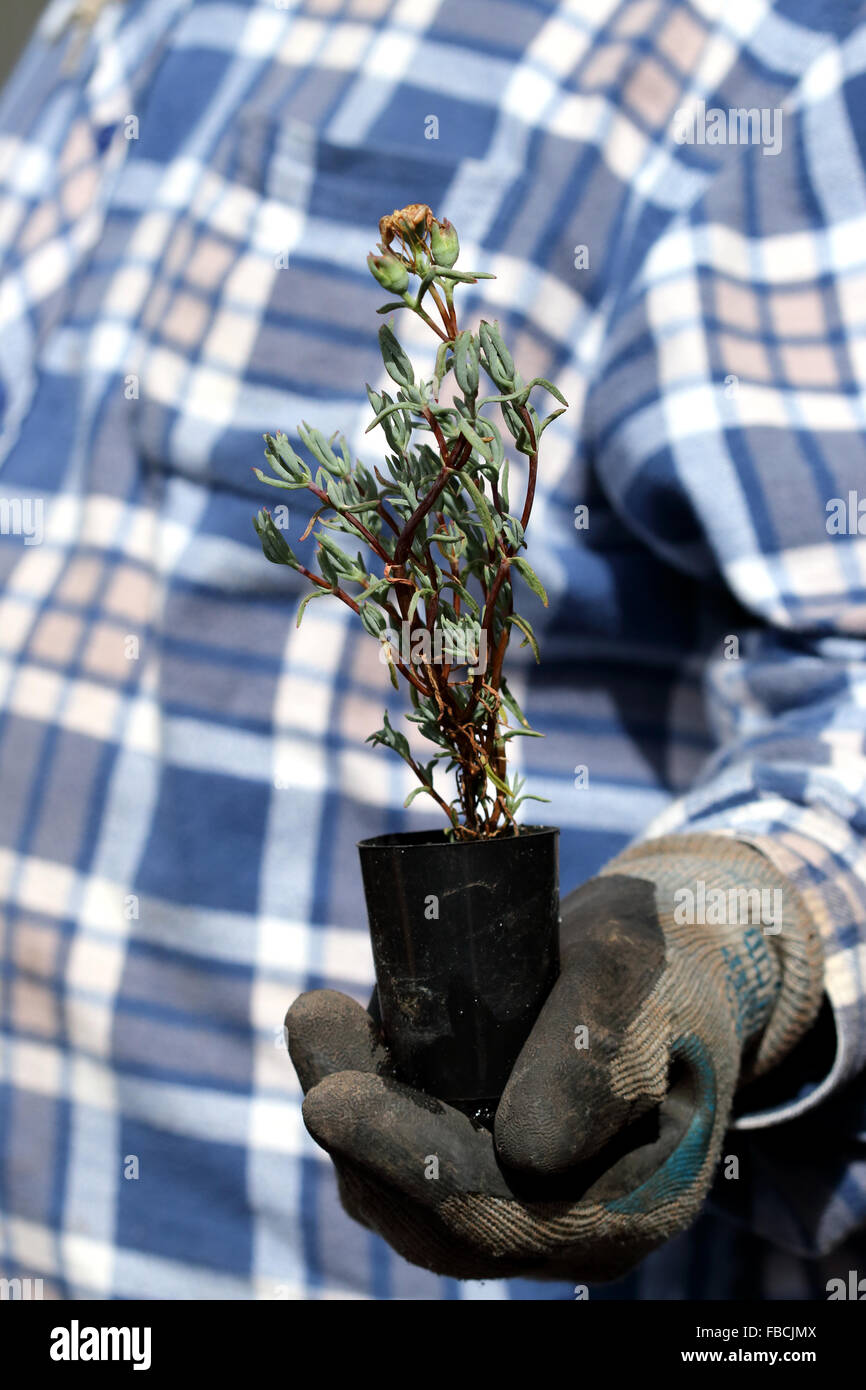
585 25 866 1137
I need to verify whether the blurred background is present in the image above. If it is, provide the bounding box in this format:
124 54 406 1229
1 1 52 89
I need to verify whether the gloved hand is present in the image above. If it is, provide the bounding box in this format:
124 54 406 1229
286 833 824 1281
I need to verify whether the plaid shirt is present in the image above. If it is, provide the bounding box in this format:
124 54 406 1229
1 0 865 1300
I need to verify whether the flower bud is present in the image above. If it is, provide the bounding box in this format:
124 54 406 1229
430 216 459 267
367 251 410 293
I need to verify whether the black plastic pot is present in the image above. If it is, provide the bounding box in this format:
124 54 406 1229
358 826 560 1125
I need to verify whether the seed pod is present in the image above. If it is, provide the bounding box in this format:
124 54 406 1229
367 251 410 293
430 217 459 268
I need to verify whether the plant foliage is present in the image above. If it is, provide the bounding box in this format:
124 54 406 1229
254 204 567 839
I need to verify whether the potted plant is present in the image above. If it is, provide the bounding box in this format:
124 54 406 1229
254 204 568 1125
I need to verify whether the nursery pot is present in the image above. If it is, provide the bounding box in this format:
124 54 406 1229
358 826 560 1125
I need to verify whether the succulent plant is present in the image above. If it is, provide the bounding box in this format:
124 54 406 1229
254 205 567 839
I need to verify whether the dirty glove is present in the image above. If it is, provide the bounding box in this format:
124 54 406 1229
287 833 824 1281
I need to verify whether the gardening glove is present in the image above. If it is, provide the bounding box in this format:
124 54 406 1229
287 833 824 1281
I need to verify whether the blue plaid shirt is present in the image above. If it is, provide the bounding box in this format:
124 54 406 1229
1 0 865 1300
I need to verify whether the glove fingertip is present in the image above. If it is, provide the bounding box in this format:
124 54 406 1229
286 989 389 1093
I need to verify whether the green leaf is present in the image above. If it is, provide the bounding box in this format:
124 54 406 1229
428 266 496 283
296 588 329 627
381 411 410 455
316 530 357 577
477 387 530 409
317 546 339 586
404 783 439 808
378 322 414 389
298 422 348 475
365 398 417 434
441 576 479 614
427 528 461 549
511 556 548 606
457 417 494 462
453 330 479 397
261 434 312 487
512 791 551 808
537 406 567 439
481 761 511 796
357 580 389 609
367 710 413 764
484 376 567 410
479 320 514 389
485 320 514 374
407 585 434 623
253 510 301 568
340 498 384 515
326 476 348 508
253 467 295 491
529 376 568 406
359 603 388 638
433 339 452 398
501 400 533 454
502 516 524 553
268 431 304 470
460 473 497 548
500 676 530 728
483 415 505 471
506 613 541 662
